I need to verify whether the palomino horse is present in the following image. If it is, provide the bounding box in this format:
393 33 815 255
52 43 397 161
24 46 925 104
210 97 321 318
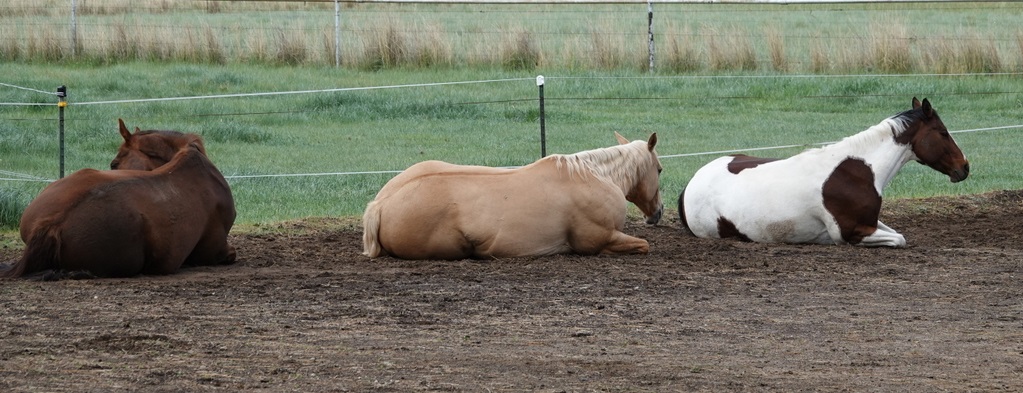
363 132 663 260
680 98 969 247
2 119 236 278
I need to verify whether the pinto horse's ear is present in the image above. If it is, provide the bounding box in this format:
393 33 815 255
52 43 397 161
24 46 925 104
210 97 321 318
912 97 921 109
647 133 658 151
118 118 132 141
921 98 933 116
615 131 629 145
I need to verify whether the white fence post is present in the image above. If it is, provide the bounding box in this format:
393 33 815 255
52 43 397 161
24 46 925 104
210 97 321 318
334 0 342 67
647 0 654 73
69 0 78 57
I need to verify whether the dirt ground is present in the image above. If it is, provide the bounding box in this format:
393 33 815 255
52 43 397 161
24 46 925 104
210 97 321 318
1 190 1021 392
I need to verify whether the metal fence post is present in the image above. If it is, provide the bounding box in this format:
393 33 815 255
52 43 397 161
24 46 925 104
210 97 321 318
537 75 546 158
56 85 67 179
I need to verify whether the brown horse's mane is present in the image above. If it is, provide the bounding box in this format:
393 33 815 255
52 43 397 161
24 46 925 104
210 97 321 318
134 129 208 156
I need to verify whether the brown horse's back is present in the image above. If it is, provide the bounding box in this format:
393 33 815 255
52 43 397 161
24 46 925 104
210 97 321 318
5 147 234 278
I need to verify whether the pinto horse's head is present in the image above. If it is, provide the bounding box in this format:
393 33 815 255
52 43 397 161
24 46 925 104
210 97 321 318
616 132 664 225
111 118 207 171
895 98 969 183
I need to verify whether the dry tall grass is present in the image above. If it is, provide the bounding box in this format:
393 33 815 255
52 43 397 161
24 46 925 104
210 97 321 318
868 20 913 73
663 24 701 73
2 1 1022 74
765 26 788 72
499 29 541 70
705 26 757 71
588 19 634 70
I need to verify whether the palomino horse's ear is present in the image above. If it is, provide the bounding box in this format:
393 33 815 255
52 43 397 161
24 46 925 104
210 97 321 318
615 131 629 145
647 133 658 151
118 118 132 141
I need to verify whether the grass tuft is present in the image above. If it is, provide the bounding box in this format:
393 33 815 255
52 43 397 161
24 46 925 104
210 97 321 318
705 26 756 71
662 24 701 73
766 26 788 72
0 188 26 229
501 29 540 71
868 20 913 73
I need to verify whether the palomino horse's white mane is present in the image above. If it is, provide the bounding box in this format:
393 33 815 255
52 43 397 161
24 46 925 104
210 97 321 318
550 141 653 192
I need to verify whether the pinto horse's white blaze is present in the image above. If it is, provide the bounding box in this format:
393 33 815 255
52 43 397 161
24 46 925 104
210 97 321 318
680 97 969 247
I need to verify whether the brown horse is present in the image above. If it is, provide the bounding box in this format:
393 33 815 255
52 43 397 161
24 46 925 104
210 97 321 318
363 132 663 260
2 119 236 278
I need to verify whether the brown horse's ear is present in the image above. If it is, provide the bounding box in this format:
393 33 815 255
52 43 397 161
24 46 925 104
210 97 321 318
647 133 658 151
187 135 208 155
912 97 921 109
615 131 629 145
118 118 132 141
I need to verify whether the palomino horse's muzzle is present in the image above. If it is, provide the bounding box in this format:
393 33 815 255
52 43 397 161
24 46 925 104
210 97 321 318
645 204 663 225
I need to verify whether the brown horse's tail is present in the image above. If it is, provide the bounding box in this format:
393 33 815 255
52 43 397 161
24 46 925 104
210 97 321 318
1 225 60 278
362 200 384 258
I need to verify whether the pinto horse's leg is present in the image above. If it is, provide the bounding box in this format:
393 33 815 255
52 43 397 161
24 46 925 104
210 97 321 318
857 221 907 248
600 231 650 254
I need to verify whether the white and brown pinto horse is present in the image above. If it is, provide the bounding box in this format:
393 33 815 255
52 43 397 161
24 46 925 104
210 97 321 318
680 98 969 247
2 120 236 279
363 132 663 259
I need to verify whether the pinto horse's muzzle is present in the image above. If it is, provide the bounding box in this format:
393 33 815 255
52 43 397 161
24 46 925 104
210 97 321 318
949 162 970 183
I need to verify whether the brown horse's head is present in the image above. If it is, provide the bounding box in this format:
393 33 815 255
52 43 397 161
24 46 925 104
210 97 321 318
111 119 207 170
894 98 970 183
616 132 663 225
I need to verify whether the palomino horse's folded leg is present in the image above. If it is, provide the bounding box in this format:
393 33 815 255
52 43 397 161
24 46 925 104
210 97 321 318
600 231 650 254
857 221 907 248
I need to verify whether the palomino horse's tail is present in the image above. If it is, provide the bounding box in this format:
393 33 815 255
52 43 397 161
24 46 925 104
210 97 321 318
1 224 60 278
362 200 384 258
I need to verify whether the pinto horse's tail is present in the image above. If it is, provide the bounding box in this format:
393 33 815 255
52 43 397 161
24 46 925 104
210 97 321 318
1 224 60 278
362 200 384 258
676 187 695 236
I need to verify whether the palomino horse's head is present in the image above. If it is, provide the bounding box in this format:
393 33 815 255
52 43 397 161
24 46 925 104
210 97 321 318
894 98 969 183
111 119 207 170
615 132 664 225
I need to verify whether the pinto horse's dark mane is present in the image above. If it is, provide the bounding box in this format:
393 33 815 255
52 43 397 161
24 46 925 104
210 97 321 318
889 102 937 133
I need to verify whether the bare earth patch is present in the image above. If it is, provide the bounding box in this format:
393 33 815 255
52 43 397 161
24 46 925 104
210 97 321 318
1 190 1022 392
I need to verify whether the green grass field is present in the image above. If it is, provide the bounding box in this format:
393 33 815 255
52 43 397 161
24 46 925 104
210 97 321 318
2 63 1022 228
2 1 1022 227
